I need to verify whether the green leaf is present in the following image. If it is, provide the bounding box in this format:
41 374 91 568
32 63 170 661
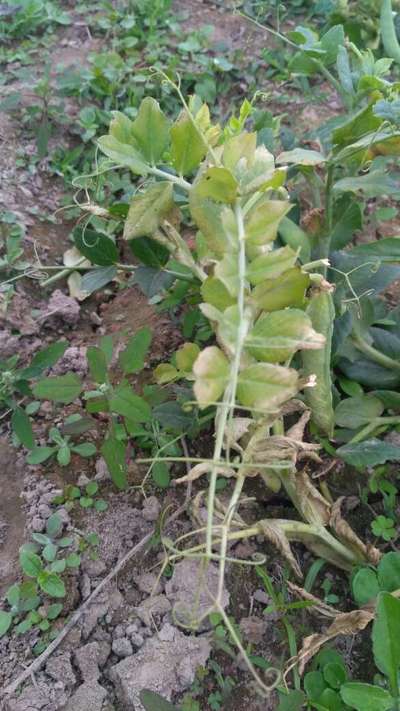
21 341 68 378
123 183 174 240
373 592 400 696
57 445 71 466
101 435 127 489
119 327 152 374
323 662 347 689
0 611 12 638
352 567 380 605
98 135 148 174
152 461 170 488
46 514 62 538
252 268 310 311
330 199 363 251
336 439 400 468
278 217 311 264
277 690 306 711
32 374 82 404
237 363 299 411
171 110 207 175
130 97 169 165
195 166 238 204
86 481 98 496
333 171 400 198
340 683 394 711
193 346 230 409
139 690 180 711
201 276 236 310
50 560 66 573
72 442 96 457
26 447 55 464
152 401 192 431
246 309 324 363
11 407 34 449
66 553 81 568
81 266 117 294
334 395 384 429
73 227 118 266
80 496 94 508
129 235 170 268
109 385 151 422
94 499 108 512
62 415 96 436
19 549 43 578
37 572 66 598
100 335 113 364
378 552 400 592
247 246 297 286
42 543 58 562
304 670 326 701
46 603 63 620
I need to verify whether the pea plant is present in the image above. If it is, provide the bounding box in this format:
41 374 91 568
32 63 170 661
68 94 387 696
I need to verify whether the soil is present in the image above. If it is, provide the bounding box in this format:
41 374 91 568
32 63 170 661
0 2 394 710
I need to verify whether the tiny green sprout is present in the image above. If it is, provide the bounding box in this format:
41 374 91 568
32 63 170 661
371 515 397 541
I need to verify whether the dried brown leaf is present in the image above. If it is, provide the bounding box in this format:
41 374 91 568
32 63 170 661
287 581 337 617
175 462 236 485
330 497 381 565
258 519 302 579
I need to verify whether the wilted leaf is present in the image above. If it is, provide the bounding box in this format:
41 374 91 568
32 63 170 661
247 246 297 286
175 342 200 372
175 462 235 484
330 497 381 566
259 519 302 578
195 166 238 204
246 309 325 363
171 110 207 175
236 363 299 411
252 268 310 311
193 346 229 409
123 183 174 240
245 197 291 246
277 148 326 165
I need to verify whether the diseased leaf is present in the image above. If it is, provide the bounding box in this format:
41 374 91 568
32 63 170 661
193 346 229 409
175 342 200 372
277 148 326 165
101 435 127 490
171 110 207 175
253 268 310 311
245 197 291 246
33 374 82 404
237 363 299 411
130 97 169 165
123 183 174 240
98 135 149 174
246 309 324 363
119 327 152 374
195 166 238 204
247 246 297 286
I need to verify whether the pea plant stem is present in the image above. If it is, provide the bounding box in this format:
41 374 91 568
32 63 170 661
206 199 249 560
352 334 400 372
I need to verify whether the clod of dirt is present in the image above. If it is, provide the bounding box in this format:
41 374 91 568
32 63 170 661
165 559 230 630
141 496 160 522
239 616 268 645
1 292 39 335
134 594 172 627
82 588 123 640
45 652 76 688
51 346 87 376
111 637 133 658
109 623 211 711
74 642 103 681
45 289 80 326
0 330 20 359
0 445 26 596
136 571 163 596
62 680 108 711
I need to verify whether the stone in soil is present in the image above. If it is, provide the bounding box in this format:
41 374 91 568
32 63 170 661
45 652 76 687
74 642 102 680
62 680 108 711
165 559 230 630
134 594 172 627
109 623 211 711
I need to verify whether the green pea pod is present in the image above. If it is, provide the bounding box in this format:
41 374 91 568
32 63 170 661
381 0 400 64
278 216 311 264
302 286 335 437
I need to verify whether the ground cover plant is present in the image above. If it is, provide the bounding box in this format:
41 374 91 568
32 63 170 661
2 1 400 710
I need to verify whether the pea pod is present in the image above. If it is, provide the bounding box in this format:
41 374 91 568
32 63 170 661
301 286 335 437
278 216 311 264
381 0 400 64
